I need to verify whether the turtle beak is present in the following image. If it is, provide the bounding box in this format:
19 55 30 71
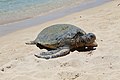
92 41 98 47
85 41 98 47
84 41 98 50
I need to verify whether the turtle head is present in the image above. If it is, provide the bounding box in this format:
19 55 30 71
86 33 96 43
83 33 98 47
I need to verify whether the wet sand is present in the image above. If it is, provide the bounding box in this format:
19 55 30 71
0 0 120 80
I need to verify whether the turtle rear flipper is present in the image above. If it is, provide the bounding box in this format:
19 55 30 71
34 47 70 59
25 41 36 45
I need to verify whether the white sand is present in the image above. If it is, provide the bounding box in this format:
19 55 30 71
0 0 120 80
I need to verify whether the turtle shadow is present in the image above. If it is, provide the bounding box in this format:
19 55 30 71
37 43 96 52
70 47 96 52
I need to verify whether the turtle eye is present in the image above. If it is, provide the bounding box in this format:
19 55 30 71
90 35 94 38
88 33 95 39
89 34 96 40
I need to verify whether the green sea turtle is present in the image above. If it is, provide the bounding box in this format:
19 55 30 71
26 24 97 59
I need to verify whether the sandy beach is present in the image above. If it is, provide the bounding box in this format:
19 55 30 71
0 0 120 80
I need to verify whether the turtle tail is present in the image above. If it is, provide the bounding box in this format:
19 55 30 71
25 41 36 45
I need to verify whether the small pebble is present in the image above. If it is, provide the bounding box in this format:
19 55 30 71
15 58 18 60
1 68 4 72
102 57 104 59
37 61 39 63
6 66 11 69
85 60 88 62
117 3 120 6
110 63 112 65
110 66 112 69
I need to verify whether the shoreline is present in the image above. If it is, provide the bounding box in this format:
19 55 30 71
0 0 111 37
0 0 90 25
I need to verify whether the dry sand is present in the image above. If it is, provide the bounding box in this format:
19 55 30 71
0 0 120 80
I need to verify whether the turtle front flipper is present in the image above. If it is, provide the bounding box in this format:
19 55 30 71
34 47 70 59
